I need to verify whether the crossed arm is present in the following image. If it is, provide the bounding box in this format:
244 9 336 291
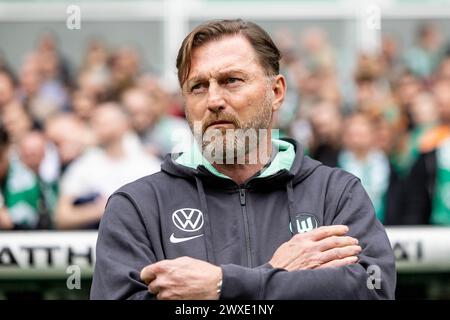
91 180 396 300
140 225 361 300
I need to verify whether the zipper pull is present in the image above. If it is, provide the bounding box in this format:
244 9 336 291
239 188 246 206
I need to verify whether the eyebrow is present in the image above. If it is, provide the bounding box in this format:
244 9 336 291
186 69 249 88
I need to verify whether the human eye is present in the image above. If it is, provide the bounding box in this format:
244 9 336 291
224 77 243 87
190 82 208 94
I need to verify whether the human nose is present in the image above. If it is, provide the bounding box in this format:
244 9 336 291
206 81 225 114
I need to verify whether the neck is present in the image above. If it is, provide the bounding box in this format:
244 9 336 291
212 135 272 185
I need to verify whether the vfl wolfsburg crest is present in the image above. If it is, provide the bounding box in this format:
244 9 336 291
289 213 320 234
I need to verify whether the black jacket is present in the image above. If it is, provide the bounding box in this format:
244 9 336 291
402 150 437 224
91 139 396 299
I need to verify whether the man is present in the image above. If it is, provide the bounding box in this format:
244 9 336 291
16 130 58 229
45 113 95 175
121 86 191 158
338 113 399 225
306 100 342 167
404 23 443 80
91 19 395 299
0 124 13 229
402 76 450 225
55 102 160 229
0 128 57 229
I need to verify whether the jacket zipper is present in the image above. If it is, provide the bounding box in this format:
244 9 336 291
239 187 253 267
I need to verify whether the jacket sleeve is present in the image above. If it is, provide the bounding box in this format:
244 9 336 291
90 193 156 300
219 177 396 300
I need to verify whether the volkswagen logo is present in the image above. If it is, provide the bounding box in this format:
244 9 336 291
172 208 204 232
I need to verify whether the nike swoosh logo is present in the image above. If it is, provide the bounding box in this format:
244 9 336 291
169 233 204 244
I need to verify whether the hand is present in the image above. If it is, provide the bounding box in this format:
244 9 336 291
140 256 222 300
269 225 361 271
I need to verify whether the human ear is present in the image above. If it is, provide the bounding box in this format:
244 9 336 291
271 74 286 112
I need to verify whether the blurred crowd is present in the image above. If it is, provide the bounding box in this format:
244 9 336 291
1 22 450 230
0 34 191 230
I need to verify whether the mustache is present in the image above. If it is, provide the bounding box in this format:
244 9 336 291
202 113 240 134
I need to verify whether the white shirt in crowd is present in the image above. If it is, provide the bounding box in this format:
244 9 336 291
60 132 161 199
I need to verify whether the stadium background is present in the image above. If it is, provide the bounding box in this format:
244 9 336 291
1 0 450 299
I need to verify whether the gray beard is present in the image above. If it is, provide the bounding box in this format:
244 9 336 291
186 93 273 164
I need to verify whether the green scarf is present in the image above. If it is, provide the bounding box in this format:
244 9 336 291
431 138 450 225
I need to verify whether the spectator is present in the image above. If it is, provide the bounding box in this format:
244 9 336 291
419 77 450 152
393 92 438 177
301 27 336 72
0 124 13 229
404 23 443 80
297 69 340 120
81 39 110 86
338 113 397 223
403 77 450 225
71 90 97 122
36 49 70 112
45 113 95 175
77 69 112 103
109 46 141 99
380 34 403 77
77 40 112 102
35 32 72 87
2 104 34 144
121 87 191 157
391 70 424 133
55 102 161 229
305 100 342 167
0 128 57 230
354 54 399 123
17 131 58 229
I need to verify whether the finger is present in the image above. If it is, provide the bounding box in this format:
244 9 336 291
316 236 359 252
148 279 161 295
320 245 362 264
306 225 349 241
157 290 170 300
316 256 359 269
140 265 157 285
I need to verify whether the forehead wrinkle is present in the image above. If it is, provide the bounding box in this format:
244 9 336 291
186 36 261 84
188 67 248 83
187 59 259 87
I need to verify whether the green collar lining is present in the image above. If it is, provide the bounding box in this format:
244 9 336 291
175 139 295 179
